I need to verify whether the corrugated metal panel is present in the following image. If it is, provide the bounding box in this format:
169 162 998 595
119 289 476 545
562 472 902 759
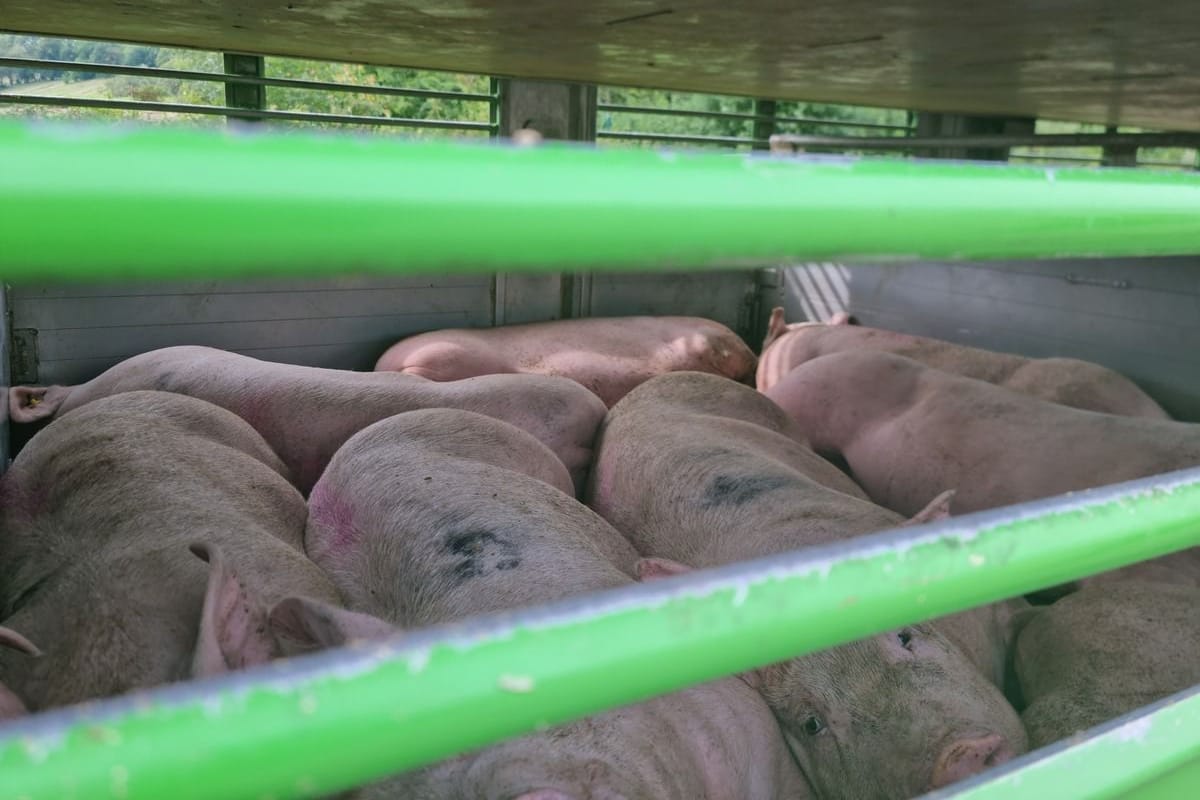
8 275 497 385
494 273 565 325
585 270 758 339
7 270 763 392
775 258 1200 421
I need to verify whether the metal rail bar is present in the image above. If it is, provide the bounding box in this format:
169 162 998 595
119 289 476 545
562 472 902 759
597 129 764 146
0 95 497 130
1 466 1198 799
1008 154 1103 164
0 56 498 103
2 120 1199 280
922 685 1200 800
598 102 915 131
1009 155 1192 170
771 132 1200 150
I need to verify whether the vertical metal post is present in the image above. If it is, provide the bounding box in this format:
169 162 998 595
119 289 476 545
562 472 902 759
495 78 598 321
752 99 776 150
0 283 9 471
222 54 265 125
915 113 1036 161
1101 125 1139 167
496 79 596 142
489 77 502 139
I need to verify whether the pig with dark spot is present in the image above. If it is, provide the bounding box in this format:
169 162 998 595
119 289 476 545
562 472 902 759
0 391 342 710
757 308 1168 419
374 315 757 407
8 345 604 494
587 372 1026 799
1012 581 1200 747
295 408 809 799
764 351 1200 587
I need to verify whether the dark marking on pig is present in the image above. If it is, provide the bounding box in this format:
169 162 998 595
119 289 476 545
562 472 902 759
444 530 521 580
153 370 177 391
701 474 795 508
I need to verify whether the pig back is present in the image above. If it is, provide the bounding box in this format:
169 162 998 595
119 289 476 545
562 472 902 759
0 391 338 709
306 409 639 625
590 372 881 565
1 391 301 566
308 409 808 800
1015 580 1200 747
44 346 605 495
373 676 811 800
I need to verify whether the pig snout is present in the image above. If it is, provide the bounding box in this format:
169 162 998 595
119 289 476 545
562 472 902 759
929 733 1014 789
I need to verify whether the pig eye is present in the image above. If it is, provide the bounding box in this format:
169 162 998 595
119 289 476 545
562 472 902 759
802 715 825 736
897 629 915 650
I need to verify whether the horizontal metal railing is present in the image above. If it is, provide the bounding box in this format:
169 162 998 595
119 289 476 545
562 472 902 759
0 56 499 103
597 129 768 147
597 101 915 131
1 466 1198 799
3 120 1199 280
0 54 498 132
769 132 1200 150
0 94 496 130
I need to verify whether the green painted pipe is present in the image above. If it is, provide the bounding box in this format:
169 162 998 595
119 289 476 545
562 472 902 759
1 467 1199 800
926 686 1200 800
1 120 1199 281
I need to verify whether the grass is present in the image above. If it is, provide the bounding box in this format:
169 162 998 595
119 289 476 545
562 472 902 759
0 77 115 97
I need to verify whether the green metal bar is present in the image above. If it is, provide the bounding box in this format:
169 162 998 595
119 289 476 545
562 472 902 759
1 467 1199 800
923 686 1200 800
2 120 1199 281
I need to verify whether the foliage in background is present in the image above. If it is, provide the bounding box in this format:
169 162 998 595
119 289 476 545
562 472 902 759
597 86 911 151
2 33 1197 168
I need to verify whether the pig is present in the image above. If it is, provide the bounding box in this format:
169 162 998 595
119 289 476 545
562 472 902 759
0 391 343 710
586 372 1027 799
0 627 39 720
763 350 1200 588
289 407 810 799
757 308 1168 419
1012 581 1200 748
8 345 602 494
374 315 757 407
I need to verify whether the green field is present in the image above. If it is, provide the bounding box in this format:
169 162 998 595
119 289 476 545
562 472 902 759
0 77 114 97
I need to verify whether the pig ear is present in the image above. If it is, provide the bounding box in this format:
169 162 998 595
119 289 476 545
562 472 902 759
190 543 275 677
903 489 956 526
8 387 62 423
269 596 396 653
739 660 787 692
0 626 41 658
635 557 692 581
762 307 789 350
827 311 857 326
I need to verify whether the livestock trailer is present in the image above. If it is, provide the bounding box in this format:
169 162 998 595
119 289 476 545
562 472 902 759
1 2 1200 798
